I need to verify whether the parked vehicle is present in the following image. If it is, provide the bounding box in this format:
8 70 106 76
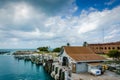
89 69 101 76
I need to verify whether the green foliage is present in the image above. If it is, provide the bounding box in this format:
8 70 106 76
37 47 49 52
107 50 120 60
83 41 88 47
116 69 120 75
61 72 65 80
53 47 61 52
55 67 58 74
67 43 70 46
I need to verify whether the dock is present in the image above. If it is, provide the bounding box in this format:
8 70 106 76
13 50 72 80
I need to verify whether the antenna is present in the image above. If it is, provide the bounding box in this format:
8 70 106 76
102 28 104 43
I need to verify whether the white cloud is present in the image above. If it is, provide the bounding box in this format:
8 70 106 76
13 3 32 22
104 35 114 40
105 0 115 5
0 1 120 48
10 28 55 40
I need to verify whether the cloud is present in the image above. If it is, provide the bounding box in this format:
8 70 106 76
105 0 115 5
0 0 74 16
0 0 120 48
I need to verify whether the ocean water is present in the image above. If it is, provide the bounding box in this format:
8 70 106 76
0 55 54 80
0 49 37 55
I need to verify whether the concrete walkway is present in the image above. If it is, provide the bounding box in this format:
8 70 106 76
72 70 120 80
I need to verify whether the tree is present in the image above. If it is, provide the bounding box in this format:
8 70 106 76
107 50 120 61
53 47 61 52
37 47 49 52
83 41 88 47
67 43 70 46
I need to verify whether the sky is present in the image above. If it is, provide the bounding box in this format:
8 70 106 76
0 0 120 49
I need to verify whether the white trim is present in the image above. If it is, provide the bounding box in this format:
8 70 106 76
64 49 76 63
76 60 108 63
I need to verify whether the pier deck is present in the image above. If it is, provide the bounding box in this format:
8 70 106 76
72 70 120 80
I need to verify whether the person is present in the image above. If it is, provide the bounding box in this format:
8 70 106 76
98 65 104 74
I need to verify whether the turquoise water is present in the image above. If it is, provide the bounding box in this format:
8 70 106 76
0 49 36 55
0 55 54 80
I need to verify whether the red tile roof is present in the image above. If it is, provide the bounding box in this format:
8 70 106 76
64 46 106 61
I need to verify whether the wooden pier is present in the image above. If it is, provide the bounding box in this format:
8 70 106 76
13 51 71 80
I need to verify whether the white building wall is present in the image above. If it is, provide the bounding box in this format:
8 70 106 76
59 50 76 70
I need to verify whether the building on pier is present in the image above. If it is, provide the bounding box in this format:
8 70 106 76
58 46 107 73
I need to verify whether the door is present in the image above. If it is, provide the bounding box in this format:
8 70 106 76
72 63 76 73
76 63 88 73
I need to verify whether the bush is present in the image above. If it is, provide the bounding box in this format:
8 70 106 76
108 66 116 71
116 69 120 75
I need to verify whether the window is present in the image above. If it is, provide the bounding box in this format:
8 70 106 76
96 47 98 49
108 47 111 49
112 47 115 49
100 47 103 49
105 47 107 50
117 47 120 50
